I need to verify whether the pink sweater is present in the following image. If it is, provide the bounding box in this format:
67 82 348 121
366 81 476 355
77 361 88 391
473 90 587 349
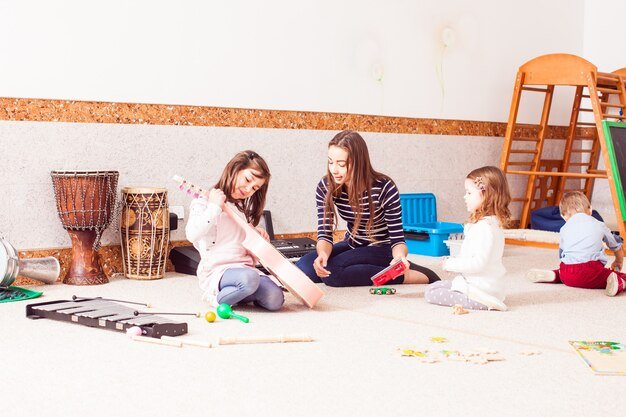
185 197 256 305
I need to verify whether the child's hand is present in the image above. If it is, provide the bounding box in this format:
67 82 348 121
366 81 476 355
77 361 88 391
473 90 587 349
254 226 270 241
441 256 449 271
611 260 622 272
208 188 226 208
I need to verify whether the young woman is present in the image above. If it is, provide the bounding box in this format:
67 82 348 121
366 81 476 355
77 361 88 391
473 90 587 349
296 130 440 287
185 150 284 311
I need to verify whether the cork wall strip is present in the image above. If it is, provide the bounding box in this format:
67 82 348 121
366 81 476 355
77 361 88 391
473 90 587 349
0 97 593 138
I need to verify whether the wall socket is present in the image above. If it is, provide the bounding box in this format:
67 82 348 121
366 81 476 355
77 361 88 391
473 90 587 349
170 205 185 220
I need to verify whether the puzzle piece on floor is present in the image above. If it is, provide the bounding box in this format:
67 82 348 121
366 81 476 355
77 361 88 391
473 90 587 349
452 304 469 315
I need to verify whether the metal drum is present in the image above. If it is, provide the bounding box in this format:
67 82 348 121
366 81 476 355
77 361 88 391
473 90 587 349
0 237 60 287
120 187 169 280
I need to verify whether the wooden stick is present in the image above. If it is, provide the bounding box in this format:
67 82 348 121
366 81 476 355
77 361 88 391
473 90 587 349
218 335 313 345
162 336 212 348
131 335 182 347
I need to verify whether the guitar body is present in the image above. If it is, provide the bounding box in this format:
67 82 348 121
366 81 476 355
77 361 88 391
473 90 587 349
173 175 324 308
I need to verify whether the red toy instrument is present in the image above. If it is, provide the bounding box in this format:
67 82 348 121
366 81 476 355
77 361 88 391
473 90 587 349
371 259 407 286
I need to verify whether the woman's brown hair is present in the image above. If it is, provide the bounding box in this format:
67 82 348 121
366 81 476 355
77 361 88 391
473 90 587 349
322 130 393 239
466 166 512 228
214 150 270 226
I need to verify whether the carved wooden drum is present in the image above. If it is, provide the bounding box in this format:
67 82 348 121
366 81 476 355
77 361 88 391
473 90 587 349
120 187 169 280
51 170 119 285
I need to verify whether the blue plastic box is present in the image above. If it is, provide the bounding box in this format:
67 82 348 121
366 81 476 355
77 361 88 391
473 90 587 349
400 193 464 257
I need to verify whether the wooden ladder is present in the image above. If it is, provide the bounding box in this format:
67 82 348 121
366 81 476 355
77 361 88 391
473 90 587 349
499 54 626 239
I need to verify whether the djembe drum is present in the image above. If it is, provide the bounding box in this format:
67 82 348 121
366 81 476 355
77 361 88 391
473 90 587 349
120 187 169 280
51 170 119 285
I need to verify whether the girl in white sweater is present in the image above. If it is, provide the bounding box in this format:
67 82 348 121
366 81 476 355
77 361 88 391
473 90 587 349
425 166 512 311
185 151 284 311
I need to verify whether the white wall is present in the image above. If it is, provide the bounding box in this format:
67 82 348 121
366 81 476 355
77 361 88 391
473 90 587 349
0 0 583 123
0 121 508 249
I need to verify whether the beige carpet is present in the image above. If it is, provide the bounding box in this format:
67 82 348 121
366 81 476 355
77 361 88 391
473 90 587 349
2 244 625 417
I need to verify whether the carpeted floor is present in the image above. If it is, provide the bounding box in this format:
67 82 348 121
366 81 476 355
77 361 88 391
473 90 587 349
2 244 625 417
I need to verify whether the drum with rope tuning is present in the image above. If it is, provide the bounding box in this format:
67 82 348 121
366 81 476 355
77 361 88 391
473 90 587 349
51 170 119 285
120 187 170 280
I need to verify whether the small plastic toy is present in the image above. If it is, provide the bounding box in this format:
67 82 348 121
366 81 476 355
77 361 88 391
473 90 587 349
216 303 249 323
369 287 396 295
370 260 407 286
204 311 216 323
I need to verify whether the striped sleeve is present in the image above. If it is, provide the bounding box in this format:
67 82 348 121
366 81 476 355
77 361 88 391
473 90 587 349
315 178 334 243
380 179 405 248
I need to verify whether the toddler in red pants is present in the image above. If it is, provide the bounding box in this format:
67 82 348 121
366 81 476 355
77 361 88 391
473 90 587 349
527 191 625 296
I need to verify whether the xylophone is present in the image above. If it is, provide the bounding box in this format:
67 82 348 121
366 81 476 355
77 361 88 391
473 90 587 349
26 299 188 338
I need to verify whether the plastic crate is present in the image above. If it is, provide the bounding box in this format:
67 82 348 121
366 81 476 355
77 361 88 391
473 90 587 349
400 193 464 257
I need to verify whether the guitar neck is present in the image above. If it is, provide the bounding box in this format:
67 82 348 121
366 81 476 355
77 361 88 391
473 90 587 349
172 175 245 225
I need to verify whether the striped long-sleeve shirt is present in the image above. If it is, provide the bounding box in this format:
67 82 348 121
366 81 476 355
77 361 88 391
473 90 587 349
316 177 405 248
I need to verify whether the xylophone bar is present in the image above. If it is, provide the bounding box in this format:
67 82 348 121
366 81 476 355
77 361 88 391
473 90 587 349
26 299 188 338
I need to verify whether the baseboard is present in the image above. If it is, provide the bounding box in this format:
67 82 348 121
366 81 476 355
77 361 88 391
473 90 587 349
13 230 343 286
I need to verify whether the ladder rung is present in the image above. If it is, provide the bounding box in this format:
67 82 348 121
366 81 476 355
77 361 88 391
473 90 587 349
576 122 597 126
578 108 593 112
600 102 625 109
572 149 592 153
597 87 621 94
603 113 626 119
569 162 591 166
582 94 590 98
511 198 529 202
587 169 607 175
522 87 549 92
506 170 606 179
510 149 538 154
507 161 534 166
597 73 620 82
511 137 539 142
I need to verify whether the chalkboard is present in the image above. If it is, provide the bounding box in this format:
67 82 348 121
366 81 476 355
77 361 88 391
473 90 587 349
602 121 626 221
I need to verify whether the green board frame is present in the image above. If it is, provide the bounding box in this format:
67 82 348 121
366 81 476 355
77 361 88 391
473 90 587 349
602 120 626 221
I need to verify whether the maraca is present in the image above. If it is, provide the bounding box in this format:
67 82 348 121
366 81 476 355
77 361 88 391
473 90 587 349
216 303 249 323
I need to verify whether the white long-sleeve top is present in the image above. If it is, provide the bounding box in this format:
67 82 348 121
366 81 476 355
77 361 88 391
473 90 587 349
443 216 507 302
185 197 256 305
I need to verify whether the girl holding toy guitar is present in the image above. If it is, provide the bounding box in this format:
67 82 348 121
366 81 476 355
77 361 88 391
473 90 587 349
296 130 440 287
185 151 284 311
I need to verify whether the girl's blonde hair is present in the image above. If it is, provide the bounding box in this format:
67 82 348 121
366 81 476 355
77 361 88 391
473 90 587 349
467 166 512 228
559 191 591 218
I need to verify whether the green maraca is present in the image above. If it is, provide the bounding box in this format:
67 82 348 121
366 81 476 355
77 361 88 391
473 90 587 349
216 303 249 323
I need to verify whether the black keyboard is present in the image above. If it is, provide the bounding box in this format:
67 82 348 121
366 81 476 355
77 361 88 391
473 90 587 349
169 237 317 276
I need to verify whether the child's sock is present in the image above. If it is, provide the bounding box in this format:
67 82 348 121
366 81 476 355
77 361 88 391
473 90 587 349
605 272 625 296
526 268 557 283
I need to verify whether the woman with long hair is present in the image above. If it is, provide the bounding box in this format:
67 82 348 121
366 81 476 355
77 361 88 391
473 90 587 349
296 131 440 287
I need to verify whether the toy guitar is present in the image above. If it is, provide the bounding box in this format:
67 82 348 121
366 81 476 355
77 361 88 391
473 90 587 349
172 175 324 308
370 259 407 286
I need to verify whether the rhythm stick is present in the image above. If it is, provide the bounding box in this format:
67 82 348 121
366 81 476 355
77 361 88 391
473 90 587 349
162 336 213 348
218 335 313 345
131 335 182 347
